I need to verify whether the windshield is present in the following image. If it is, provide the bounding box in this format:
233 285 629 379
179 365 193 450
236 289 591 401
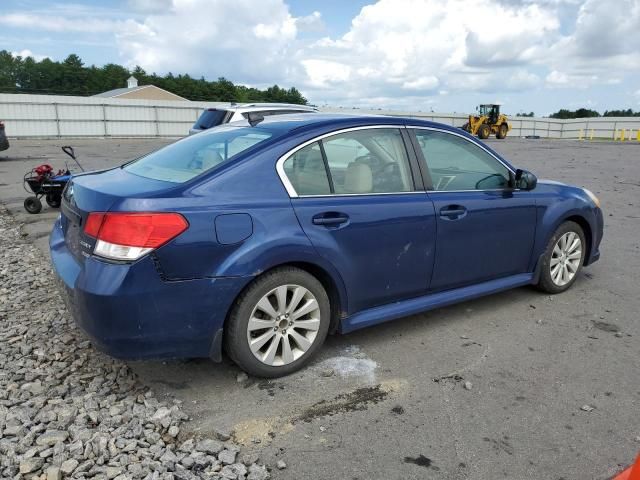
194 109 229 130
124 126 273 183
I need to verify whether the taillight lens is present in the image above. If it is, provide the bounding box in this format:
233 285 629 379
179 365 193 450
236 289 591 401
84 212 188 261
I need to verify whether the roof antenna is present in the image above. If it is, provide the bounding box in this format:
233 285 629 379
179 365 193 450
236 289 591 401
246 112 264 127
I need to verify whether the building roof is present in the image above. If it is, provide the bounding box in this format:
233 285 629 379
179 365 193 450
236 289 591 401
93 84 187 101
93 85 146 98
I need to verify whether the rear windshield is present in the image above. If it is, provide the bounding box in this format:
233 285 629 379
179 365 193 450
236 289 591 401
124 126 273 183
194 109 229 130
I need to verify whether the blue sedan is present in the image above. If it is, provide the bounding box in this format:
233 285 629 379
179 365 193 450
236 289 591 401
50 114 603 377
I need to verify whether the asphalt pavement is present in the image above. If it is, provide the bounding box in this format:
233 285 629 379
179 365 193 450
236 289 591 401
1 136 638 480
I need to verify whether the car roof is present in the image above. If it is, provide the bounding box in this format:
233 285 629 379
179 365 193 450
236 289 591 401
229 112 461 136
207 103 317 113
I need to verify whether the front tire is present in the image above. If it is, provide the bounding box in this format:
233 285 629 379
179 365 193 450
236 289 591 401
225 267 331 377
536 221 585 293
478 124 491 139
496 123 508 139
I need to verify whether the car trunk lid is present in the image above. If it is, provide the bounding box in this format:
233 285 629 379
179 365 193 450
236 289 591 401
60 168 176 262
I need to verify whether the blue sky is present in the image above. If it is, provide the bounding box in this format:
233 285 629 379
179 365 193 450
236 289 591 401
1 0 639 115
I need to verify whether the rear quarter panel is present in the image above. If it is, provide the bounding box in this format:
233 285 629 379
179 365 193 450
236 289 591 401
109 140 351 311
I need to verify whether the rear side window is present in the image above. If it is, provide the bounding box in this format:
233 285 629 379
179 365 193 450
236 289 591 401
414 130 510 191
194 109 229 129
282 128 413 196
283 142 331 195
323 129 412 194
125 126 272 183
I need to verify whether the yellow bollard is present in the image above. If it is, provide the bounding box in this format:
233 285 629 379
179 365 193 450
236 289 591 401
637 129 640 141
621 129 626 141
589 129 594 140
578 128 584 140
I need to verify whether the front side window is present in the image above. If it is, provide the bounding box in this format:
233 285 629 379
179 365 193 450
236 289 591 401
323 129 412 194
125 126 272 183
414 130 510 191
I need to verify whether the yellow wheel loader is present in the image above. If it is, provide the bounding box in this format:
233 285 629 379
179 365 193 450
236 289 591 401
462 104 510 139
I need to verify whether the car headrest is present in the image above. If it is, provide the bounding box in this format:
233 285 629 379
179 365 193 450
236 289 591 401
344 162 372 193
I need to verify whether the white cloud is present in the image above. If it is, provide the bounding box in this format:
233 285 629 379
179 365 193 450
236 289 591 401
292 0 563 104
0 12 116 33
115 0 300 83
506 70 541 90
11 49 50 61
296 11 324 32
546 70 570 86
3 0 639 110
546 0 640 79
301 59 351 88
464 4 559 67
402 77 440 91
545 70 597 88
127 0 173 13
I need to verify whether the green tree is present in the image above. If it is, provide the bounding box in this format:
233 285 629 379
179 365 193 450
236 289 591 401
603 109 640 117
0 50 308 104
550 108 600 119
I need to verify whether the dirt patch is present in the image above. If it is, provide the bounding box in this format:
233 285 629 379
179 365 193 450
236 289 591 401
232 417 293 446
404 455 440 471
592 320 620 332
295 385 389 423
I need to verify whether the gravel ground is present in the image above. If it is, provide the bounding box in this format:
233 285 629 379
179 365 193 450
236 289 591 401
0 208 270 480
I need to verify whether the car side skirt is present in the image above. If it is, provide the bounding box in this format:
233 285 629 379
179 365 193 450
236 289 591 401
339 273 534 334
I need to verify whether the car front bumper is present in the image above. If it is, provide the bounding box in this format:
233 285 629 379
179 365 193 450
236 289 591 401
49 217 251 360
585 206 604 266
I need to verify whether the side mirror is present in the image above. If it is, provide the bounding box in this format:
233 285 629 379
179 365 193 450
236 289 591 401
515 169 537 190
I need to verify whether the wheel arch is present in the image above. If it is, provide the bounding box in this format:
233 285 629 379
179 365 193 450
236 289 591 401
288 261 345 333
562 214 593 265
531 205 595 274
223 260 348 336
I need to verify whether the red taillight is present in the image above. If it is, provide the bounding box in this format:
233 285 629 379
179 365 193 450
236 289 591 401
84 212 188 260
84 212 105 238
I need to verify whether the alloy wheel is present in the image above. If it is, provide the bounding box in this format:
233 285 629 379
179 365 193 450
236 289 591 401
550 232 582 286
246 284 321 366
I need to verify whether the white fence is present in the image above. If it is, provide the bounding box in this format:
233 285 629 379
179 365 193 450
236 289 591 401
0 93 226 138
1 93 640 140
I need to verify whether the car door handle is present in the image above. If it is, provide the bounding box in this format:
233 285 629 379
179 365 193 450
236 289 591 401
439 206 467 219
312 213 349 226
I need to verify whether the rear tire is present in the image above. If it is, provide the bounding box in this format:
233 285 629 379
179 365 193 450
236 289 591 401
24 196 42 214
478 124 491 139
496 123 508 139
225 267 331 378
536 221 585 293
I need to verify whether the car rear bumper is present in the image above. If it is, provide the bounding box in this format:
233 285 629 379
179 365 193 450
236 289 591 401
49 217 251 360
